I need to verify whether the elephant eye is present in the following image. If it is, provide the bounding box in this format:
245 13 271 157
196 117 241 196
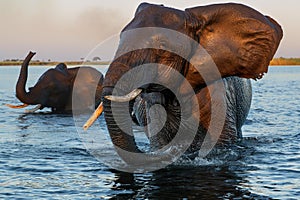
151 35 168 48
159 40 167 48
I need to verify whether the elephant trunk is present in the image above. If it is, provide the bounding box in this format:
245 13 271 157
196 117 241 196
102 86 142 164
16 51 37 105
102 47 184 164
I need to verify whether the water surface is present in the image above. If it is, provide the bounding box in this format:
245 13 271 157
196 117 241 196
0 65 299 199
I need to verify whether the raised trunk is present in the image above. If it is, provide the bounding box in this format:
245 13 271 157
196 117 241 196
16 52 38 105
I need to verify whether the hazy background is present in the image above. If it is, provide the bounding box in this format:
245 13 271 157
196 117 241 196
1 0 299 61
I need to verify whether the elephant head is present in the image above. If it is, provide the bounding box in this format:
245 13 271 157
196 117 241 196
7 51 104 113
92 3 282 163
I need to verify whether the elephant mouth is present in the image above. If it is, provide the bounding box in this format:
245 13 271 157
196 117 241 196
83 85 176 130
83 88 143 130
105 88 143 102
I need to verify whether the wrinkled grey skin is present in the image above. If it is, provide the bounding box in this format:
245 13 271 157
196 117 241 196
102 3 283 163
132 77 252 152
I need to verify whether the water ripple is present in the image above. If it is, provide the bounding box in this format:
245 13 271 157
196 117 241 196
0 66 299 199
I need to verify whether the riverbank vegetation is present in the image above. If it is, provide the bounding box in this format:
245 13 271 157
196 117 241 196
1 57 300 66
0 60 110 66
269 57 300 65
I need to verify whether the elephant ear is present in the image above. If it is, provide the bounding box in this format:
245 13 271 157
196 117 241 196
55 63 69 76
185 3 283 82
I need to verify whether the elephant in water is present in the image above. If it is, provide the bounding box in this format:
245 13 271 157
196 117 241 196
7 52 103 113
84 3 283 165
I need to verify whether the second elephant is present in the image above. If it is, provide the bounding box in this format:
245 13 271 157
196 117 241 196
8 52 103 113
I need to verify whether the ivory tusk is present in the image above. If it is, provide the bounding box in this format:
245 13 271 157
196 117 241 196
83 102 103 131
105 88 142 102
5 103 29 109
25 104 42 113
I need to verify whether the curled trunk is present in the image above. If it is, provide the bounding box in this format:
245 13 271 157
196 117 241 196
16 52 38 105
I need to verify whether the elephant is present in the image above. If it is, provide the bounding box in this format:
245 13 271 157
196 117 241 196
6 51 104 113
85 3 283 165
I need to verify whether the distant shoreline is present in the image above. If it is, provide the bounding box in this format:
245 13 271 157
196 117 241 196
269 58 300 66
0 61 110 66
0 58 300 66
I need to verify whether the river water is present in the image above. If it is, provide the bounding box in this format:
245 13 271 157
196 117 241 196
0 65 299 199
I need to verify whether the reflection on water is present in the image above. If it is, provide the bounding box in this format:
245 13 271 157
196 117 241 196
0 66 299 199
109 165 256 199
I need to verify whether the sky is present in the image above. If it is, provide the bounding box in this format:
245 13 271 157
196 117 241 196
1 0 299 61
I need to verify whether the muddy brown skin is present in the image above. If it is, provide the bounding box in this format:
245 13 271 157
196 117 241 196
15 52 104 113
102 3 283 163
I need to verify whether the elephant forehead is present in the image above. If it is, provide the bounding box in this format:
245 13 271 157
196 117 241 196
117 27 192 59
126 4 186 30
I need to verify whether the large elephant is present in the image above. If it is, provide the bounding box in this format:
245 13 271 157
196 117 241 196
87 3 282 164
7 52 103 113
